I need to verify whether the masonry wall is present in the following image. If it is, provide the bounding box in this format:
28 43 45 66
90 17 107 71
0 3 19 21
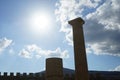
0 72 45 80
0 72 120 80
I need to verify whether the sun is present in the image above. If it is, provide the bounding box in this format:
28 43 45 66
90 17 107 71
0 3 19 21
28 11 51 35
31 13 50 28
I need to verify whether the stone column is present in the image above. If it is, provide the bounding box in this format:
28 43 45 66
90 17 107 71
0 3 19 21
68 17 89 80
45 58 63 80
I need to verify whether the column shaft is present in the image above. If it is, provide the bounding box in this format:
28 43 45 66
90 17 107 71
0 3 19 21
69 17 89 80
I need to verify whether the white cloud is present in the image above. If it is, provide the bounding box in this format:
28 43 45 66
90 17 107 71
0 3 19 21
55 0 101 32
86 44 93 54
111 65 120 71
46 47 69 58
19 49 31 58
26 44 40 53
86 0 120 30
84 0 120 56
65 29 73 46
0 37 13 53
55 0 102 44
55 0 120 57
19 44 69 59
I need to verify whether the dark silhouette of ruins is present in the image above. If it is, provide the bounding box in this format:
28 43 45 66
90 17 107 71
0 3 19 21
0 17 120 80
0 69 120 80
46 58 64 80
69 17 89 80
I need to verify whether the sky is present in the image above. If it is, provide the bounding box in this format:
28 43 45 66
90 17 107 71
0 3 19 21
0 0 120 74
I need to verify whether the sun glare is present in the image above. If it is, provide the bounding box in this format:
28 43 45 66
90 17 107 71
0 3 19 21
28 12 51 35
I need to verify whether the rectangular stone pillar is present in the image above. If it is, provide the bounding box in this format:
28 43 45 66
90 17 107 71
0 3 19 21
68 17 89 80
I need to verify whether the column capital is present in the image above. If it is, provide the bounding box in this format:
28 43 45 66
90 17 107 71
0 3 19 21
68 17 85 26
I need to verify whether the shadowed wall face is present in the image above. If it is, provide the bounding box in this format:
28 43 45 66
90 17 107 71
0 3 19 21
69 17 89 80
45 58 63 80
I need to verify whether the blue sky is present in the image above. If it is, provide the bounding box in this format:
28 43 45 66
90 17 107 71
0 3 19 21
0 0 120 73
